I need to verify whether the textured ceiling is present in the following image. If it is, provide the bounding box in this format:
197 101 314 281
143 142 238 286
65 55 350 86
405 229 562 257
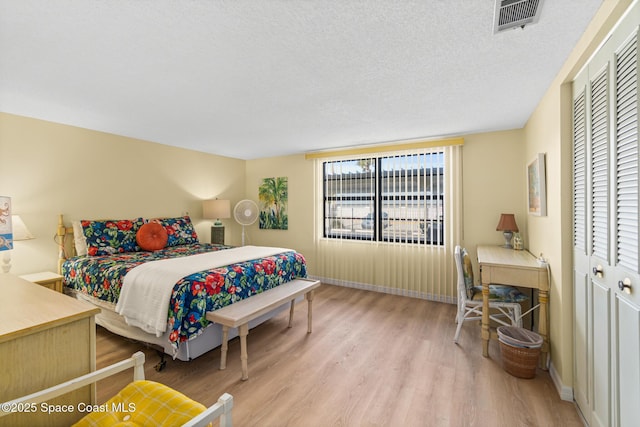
0 1 602 160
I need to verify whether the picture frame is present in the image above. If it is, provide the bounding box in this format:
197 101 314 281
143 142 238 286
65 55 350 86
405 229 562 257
527 153 547 216
258 177 288 230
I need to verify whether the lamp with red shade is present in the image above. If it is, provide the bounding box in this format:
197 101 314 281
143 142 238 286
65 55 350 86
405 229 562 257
496 213 518 249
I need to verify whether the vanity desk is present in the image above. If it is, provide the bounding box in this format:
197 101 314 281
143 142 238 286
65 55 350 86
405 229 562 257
476 245 550 368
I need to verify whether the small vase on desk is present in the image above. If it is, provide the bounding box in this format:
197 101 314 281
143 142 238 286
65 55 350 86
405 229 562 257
513 233 524 250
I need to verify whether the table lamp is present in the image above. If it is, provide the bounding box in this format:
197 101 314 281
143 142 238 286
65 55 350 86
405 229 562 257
203 199 231 226
0 197 13 273
496 213 518 249
203 198 231 245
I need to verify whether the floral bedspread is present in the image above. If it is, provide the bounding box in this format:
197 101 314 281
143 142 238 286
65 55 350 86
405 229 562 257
62 244 307 351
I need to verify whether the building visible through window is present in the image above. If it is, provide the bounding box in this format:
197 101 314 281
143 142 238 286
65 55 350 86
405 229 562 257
323 151 444 245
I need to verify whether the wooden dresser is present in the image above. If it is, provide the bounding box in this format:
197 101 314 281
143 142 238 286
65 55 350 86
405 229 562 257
0 274 100 426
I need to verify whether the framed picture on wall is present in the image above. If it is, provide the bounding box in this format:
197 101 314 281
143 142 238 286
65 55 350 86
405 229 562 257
258 177 288 230
527 153 547 216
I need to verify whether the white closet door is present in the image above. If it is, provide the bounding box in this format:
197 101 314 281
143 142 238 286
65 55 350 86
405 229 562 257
573 49 614 427
572 4 640 426
589 57 613 427
572 71 590 424
609 16 640 427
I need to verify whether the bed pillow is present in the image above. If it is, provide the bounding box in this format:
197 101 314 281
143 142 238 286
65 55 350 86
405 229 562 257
155 215 199 247
72 221 88 256
136 222 168 251
81 218 145 256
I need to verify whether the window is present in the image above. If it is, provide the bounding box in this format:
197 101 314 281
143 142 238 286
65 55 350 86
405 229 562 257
323 151 444 245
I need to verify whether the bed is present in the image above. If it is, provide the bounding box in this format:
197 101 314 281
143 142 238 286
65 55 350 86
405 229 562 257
56 214 307 363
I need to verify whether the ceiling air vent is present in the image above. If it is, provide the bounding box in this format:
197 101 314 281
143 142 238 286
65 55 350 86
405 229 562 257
493 0 544 33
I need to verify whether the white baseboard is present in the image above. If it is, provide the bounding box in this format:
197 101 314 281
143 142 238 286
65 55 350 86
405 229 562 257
308 274 456 305
549 360 574 402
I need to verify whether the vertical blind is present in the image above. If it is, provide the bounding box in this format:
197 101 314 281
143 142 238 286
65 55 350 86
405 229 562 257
312 143 463 301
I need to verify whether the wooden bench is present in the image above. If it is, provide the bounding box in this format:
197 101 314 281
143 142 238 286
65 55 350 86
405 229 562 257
206 278 321 380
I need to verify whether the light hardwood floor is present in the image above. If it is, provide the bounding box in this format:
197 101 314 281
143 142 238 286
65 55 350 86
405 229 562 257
95 284 584 427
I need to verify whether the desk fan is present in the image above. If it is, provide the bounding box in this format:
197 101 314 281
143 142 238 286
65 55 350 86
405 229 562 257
233 199 259 245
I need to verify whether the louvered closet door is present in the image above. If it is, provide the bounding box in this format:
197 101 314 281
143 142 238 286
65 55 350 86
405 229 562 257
608 15 640 427
572 47 613 427
589 58 613 427
572 66 591 426
572 5 640 426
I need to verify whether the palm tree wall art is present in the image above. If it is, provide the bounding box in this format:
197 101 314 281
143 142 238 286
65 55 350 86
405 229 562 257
258 177 288 230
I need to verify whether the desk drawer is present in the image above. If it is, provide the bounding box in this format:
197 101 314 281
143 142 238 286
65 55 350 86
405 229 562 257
482 265 543 289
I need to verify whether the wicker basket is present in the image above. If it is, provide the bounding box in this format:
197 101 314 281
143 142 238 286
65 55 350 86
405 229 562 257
497 326 543 379
497 326 543 347
499 340 541 379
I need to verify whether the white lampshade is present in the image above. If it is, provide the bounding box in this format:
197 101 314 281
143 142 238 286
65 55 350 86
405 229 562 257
12 215 34 241
0 207 35 273
203 199 231 226
0 196 12 252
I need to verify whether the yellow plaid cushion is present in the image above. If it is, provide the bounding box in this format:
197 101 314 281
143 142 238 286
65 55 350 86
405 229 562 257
72 380 207 427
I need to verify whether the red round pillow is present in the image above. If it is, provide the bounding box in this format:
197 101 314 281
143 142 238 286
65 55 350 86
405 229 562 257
136 222 168 251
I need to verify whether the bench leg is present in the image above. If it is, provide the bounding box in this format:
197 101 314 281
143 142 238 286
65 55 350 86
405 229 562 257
306 290 315 333
288 299 295 328
239 323 249 380
220 325 229 370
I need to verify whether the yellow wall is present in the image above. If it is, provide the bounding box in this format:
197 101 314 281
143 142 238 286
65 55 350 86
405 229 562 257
460 129 526 265
243 154 316 260
9 113 524 294
0 112 246 275
246 129 526 299
523 0 632 394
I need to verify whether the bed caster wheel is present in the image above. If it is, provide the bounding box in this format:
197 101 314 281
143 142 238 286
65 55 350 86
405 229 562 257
154 350 167 371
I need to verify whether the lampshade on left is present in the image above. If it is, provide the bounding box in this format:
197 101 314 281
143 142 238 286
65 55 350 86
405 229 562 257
0 198 35 273
0 196 13 273
0 196 12 253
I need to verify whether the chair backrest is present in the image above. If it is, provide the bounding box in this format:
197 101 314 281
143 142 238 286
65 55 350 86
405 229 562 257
454 245 475 300
454 246 466 300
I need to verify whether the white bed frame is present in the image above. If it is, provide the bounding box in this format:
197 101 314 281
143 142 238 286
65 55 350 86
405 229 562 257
0 352 233 427
56 214 289 363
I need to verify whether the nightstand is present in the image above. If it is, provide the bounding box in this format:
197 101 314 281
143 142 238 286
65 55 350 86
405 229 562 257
211 226 225 245
19 271 64 293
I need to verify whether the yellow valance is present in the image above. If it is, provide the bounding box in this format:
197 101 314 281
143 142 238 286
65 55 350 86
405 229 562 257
304 137 464 160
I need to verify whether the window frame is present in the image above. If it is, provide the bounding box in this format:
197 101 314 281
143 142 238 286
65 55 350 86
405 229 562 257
322 151 445 245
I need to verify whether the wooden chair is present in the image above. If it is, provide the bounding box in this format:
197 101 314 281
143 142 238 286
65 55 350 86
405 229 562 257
454 245 528 343
0 352 233 427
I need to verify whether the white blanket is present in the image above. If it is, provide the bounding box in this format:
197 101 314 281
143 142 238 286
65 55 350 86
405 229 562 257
115 245 293 336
